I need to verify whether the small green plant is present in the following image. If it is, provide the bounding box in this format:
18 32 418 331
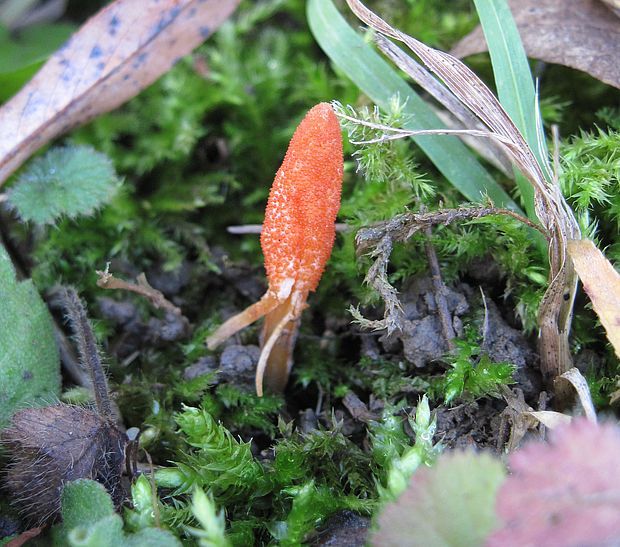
52 479 180 547
8 145 121 225
371 396 441 501
433 335 516 404
155 405 268 502
155 404 375 544
187 488 230 547
560 126 620 241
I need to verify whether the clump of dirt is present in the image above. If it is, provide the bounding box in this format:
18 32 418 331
434 399 504 451
184 344 259 390
98 297 189 358
378 275 541 395
310 510 371 546
378 276 471 367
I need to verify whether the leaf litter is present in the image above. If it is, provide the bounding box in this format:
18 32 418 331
451 0 620 90
0 0 240 186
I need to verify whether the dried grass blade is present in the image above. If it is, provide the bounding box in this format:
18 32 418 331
344 0 581 399
345 0 544 191
307 0 519 209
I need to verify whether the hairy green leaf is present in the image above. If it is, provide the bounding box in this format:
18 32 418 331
8 145 121 225
55 479 181 547
0 243 60 427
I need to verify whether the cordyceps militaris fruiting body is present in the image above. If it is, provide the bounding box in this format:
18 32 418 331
207 103 344 396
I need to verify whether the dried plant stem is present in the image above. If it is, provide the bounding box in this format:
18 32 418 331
227 223 350 234
96 263 184 318
353 205 542 335
424 227 456 351
62 287 112 418
357 205 546 254
374 34 513 176
53 321 91 387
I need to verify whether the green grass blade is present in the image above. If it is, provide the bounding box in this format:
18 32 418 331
473 0 550 219
307 0 521 213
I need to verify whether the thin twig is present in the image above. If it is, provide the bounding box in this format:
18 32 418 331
143 449 161 528
423 226 455 351
227 223 350 234
356 205 548 254
353 205 549 335
96 263 185 318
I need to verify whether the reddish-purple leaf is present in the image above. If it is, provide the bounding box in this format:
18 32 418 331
0 0 240 187
488 419 620 546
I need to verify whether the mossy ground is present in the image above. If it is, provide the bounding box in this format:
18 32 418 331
1 0 619 545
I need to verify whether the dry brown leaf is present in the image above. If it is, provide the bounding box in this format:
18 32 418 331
0 0 240 186
527 410 572 429
600 0 620 17
567 239 620 358
557 367 597 421
451 0 620 90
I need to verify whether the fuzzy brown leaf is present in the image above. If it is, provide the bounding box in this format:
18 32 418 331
451 0 620 90
0 0 239 186
2 405 127 526
488 419 620 546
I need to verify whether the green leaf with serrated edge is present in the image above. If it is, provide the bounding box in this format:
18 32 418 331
372 451 505 547
307 0 520 212
8 145 121 225
0 243 60 428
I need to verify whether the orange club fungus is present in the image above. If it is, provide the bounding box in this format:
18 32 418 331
207 102 344 396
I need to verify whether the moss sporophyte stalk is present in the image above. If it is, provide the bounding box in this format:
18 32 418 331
207 103 344 396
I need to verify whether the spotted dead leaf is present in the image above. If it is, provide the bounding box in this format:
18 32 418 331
567 239 620 359
488 419 620 546
451 0 620 90
0 0 240 186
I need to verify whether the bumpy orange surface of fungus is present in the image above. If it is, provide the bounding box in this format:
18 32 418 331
207 102 343 396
